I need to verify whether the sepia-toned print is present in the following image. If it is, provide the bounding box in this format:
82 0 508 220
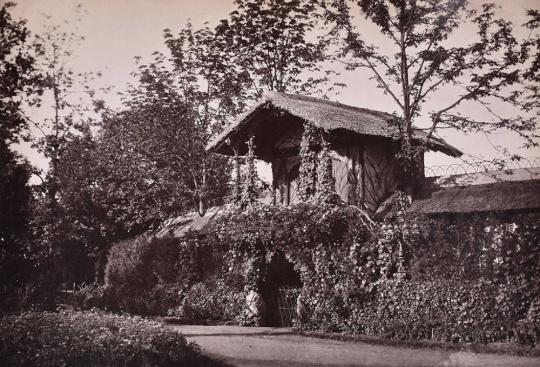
1 1 539 366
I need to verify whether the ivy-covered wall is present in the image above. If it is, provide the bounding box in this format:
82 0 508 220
200 201 540 344
98 196 540 345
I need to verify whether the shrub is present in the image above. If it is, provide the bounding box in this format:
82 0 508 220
349 279 523 343
0 311 200 367
104 235 221 315
69 283 109 310
515 297 540 347
170 278 245 322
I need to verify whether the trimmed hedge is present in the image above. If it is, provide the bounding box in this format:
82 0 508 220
0 311 200 367
350 279 526 343
169 277 245 322
103 235 222 315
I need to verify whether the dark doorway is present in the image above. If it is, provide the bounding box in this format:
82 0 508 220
263 251 302 326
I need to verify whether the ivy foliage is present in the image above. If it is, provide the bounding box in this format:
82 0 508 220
205 201 394 326
199 203 540 343
298 123 319 201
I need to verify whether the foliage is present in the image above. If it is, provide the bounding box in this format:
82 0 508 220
0 311 201 367
38 23 233 284
324 0 539 173
68 283 109 311
0 146 32 299
515 296 540 347
30 4 103 201
206 201 385 325
217 0 333 98
197 202 540 344
0 2 44 311
129 27 234 216
0 2 40 145
349 279 522 343
240 136 258 206
406 213 540 305
293 210 540 344
170 277 244 322
298 123 319 201
316 131 335 200
19 5 108 293
104 235 223 315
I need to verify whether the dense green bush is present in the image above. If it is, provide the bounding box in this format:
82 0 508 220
349 279 522 343
104 235 222 315
169 277 245 322
0 311 200 367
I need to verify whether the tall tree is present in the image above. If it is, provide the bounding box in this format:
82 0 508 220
0 2 40 145
23 5 105 288
0 2 40 308
217 0 332 100
29 4 101 202
323 0 539 181
135 24 243 215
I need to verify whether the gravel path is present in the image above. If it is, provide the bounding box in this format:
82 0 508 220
167 325 540 367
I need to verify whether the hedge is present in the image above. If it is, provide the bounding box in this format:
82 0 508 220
96 200 540 346
103 234 223 315
0 311 201 367
203 202 540 344
168 277 245 322
350 279 535 343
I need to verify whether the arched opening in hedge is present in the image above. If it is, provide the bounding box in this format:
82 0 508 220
263 251 302 326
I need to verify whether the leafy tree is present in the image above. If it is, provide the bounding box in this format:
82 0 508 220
217 0 333 99
21 5 106 289
93 96 229 230
160 2 338 209
29 4 101 202
0 2 40 145
0 2 39 308
323 0 539 181
132 24 242 216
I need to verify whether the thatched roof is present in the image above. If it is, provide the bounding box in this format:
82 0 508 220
408 179 540 214
207 91 462 157
151 206 223 238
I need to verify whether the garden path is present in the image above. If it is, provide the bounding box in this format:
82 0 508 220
168 324 540 367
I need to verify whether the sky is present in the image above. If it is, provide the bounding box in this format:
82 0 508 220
10 0 540 179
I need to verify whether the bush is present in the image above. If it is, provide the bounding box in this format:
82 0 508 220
0 311 200 367
69 283 109 310
349 279 524 343
169 278 244 322
104 235 221 315
515 298 540 347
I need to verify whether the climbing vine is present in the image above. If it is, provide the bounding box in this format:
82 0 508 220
240 136 258 207
298 123 318 201
317 131 335 200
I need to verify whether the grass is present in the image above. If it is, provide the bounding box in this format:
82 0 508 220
297 330 540 357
